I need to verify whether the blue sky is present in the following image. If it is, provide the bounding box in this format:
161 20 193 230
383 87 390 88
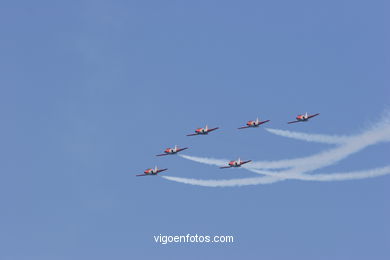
0 0 389 259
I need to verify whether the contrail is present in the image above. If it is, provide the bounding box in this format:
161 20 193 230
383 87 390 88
162 166 390 187
264 128 350 144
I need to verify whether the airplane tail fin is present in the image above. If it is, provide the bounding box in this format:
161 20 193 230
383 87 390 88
205 125 208 131
256 117 259 124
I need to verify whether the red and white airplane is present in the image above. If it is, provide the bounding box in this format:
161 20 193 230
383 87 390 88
288 112 320 124
156 145 189 156
186 125 219 136
136 166 168 177
238 117 270 129
220 158 252 169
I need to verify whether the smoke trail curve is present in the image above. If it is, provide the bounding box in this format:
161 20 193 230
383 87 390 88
162 166 390 187
264 128 350 144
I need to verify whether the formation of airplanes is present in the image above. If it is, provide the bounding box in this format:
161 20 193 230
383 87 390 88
136 113 320 176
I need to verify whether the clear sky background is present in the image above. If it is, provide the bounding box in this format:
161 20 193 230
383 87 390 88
0 0 389 259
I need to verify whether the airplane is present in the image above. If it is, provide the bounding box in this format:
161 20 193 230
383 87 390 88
186 125 219 136
288 112 320 124
238 117 270 129
136 166 168 176
156 145 189 156
220 158 252 169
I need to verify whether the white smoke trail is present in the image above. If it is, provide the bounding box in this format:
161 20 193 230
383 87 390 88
179 154 227 167
300 166 390 181
264 128 350 144
162 166 390 187
254 119 390 172
162 175 283 187
178 154 290 170
180 154 293 170
249 166 390 180
250 124 390 171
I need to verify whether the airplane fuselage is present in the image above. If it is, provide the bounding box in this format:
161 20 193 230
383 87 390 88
246 121 260 127
144 168 157 175
157 147 188 156
195 128 208 134
142 168 167 175
188 126 218 136
288 113 318 124
137 167 167 176
164 148 177 154
296 115 309 121
229 161 241 167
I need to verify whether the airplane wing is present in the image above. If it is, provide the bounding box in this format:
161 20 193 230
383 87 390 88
287 120 301 124
186 133 198 136
238 126 250 129
177 147 189 152
259 120 270 125
136 174 147 177
220 166 232 169
156 153 169 156
308 113 320 119
241 160 252 165
207 127 219 132
156 168 168 173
